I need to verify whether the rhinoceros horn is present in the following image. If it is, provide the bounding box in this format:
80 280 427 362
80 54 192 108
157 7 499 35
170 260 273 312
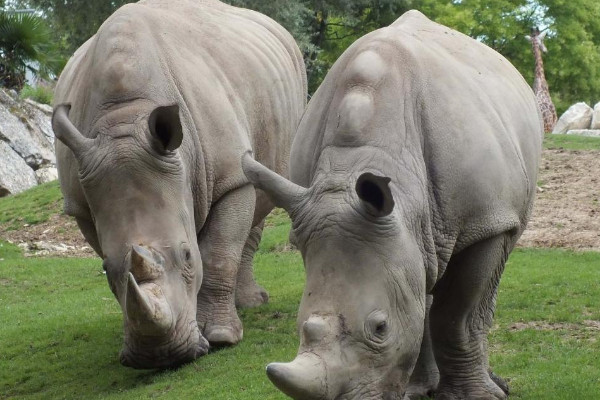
51 103 95 158
266 354 328 399
125 246 173 335
241 152 307 213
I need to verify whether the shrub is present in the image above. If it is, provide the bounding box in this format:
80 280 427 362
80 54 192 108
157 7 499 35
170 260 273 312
19 84 53 105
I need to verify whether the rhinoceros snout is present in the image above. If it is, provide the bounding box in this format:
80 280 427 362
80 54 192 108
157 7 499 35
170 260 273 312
266 354 327 399
119 324 209 369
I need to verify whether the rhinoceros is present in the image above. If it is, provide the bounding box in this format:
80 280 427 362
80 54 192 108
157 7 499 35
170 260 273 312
51 0 306 369
243 10 542 400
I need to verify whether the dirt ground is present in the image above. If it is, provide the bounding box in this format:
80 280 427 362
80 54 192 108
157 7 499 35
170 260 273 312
518 148 600 251
1 148 599 257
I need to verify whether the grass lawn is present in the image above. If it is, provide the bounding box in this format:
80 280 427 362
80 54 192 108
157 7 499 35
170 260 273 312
543 133 600 151
1 179 599 399
2 216 600 399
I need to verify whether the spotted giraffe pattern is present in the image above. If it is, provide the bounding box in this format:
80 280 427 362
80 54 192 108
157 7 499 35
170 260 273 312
528 28 557 133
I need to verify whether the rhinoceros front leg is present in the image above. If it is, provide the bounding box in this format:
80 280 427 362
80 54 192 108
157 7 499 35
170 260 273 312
429 233 513 400
196 184 256 346
235 220 269 308
405 294 439 400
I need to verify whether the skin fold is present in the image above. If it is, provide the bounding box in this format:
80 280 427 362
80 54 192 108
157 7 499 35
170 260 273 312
243 10 542 400
52 0 306 369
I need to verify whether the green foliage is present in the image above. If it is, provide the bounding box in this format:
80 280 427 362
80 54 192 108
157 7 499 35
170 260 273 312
19 83 53 104
8 1 599 113
1 212 600 398
0 10 63 89
419 0 600 115
25 0 134 55
543 133 600 150
225 0 413 93
0 180 62 230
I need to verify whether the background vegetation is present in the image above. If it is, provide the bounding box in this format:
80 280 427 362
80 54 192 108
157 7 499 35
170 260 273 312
0 0 599 111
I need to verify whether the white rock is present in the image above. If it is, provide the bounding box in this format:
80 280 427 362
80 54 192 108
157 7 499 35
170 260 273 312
0 141 38 196
24 98 53 115
0 102 55 169
552 102 594 134
565 129 600 137
35 166 58 184
591 102 600 130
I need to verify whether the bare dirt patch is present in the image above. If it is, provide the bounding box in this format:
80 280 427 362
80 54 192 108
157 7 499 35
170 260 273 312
517 148 600 250
508 320 600 331
0 213 94 257
1 148 599 257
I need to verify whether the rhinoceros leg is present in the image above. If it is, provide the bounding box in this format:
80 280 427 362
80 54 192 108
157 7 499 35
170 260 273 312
196 184 256 346
429 233 513 400
235 220 269 308
405 294 439 399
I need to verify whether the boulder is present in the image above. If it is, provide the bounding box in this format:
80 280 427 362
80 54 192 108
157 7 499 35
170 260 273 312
0 140 38 196
565 129 600 137
35 166 58 184
591 102 600 130
0 100 55 169
0 87 56 196
552 102 593 134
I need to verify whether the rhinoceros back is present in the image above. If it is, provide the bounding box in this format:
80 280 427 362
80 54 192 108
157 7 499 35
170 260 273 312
55 0 306 219
289 10 541 257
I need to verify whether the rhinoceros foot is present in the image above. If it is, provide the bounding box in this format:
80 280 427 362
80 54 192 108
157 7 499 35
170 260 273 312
435 377 507 400
235 281 269 309
403 385 435 399
489 371 509 396
197 294 243 347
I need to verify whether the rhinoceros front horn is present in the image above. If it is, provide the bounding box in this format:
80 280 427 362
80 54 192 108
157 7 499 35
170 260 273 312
125 247 173 336
51 103 95 158
266 354 327 399
241 152 307 214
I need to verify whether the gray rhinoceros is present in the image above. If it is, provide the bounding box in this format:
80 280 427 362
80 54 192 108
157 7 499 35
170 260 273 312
52 0 306 369
243 10 542 400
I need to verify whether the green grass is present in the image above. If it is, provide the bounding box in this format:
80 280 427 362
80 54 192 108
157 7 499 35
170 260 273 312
543 133 600 150
0 181 63 230
1 185 599 398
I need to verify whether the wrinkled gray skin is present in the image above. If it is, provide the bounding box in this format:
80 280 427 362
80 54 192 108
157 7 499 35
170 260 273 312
52 0 306 369
243 10 542 400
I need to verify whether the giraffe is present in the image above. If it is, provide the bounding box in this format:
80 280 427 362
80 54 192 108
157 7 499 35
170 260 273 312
526 27 557 132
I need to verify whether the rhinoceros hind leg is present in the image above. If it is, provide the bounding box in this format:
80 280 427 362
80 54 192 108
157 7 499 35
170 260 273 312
196 184 256 346
430 233 515 400
405 294 439 399
235 220 269 308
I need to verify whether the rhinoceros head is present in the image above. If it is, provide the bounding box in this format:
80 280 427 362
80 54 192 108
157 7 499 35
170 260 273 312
243 154 432 399
52 103 208 369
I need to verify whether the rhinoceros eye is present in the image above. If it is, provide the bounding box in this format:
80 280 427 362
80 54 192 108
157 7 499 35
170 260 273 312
365 310 390 344
180 243 194 285
375 321 387 336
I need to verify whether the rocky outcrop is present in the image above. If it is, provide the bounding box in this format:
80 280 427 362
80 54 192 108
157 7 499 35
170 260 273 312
0 141 38 196
591 102 600 130
552 102 594 134
0 88 56 197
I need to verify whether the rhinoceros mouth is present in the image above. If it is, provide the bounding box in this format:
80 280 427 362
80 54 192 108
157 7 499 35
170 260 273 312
119 320 208 369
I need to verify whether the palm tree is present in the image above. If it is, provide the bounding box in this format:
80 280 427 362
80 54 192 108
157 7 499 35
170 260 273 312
0 11 62 90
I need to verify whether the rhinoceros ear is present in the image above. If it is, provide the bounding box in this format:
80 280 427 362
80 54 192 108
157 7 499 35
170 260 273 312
148 104 183 152
355 172 394 217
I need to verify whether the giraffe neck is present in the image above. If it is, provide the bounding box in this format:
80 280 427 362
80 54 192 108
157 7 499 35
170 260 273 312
531 38 557 132
532 41 549 95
